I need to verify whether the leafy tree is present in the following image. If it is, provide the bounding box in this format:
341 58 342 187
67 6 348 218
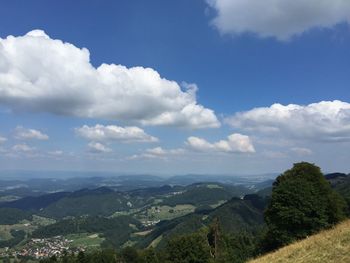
119 247 139 263
165 232 212 263
77 251 87 263
89 249 117 263
263 162 347 251
207 218 255 263
138 248 160 263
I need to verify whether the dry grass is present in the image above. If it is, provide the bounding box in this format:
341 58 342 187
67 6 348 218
248 219 350 263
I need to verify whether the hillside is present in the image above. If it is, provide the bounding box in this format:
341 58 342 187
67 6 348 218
248 219 350 263
138 194 267 248
326 173 350 212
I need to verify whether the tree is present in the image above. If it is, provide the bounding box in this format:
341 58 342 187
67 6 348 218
165 232 212 263
263 162 347 251
77 251 87 263
119 247 139 263
139 248 160 263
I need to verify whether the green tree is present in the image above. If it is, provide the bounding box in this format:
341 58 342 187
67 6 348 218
263 162 347 251
139 248 160 263
76 251 87 263
119 247 139 263
165 232 212 263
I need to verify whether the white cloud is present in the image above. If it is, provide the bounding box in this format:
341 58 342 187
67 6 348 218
0 136 7 144
146 147 184 156
12 143 35 152
75 124 158 143
129 146 185 160
186 133 255 153
226 100 350 142
14 126 49 140
207 0 350 40
0 30 219 129
87 142 112 154
291 147 313 156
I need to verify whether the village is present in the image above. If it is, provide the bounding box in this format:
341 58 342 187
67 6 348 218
0 236 84 260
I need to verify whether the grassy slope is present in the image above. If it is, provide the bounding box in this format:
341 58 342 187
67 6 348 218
249 219 350 263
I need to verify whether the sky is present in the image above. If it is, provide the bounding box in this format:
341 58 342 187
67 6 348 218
0 0 349 175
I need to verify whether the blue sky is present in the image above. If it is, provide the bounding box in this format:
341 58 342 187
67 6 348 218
0 0 349 175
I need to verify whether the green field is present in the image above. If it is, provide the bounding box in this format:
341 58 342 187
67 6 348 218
138 204 196 221
110 208 141 217
30 215 56 227
205 184 223 189
66 233 104 249
0 225 12 241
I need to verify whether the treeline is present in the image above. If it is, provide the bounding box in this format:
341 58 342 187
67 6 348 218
40 229 257 263
0 207 32 225
40 162 349 263
161 186 241 207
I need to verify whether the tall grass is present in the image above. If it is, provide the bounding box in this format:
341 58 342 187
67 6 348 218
249 219 350 263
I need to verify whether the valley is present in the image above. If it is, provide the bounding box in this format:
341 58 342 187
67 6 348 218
0 171 349 262
0 174 270 261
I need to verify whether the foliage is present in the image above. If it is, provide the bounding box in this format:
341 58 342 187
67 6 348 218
162 184 248 207
0 229 26 248
40 192 140 219
263 162 347 251
205 197 265 235
0 207 32 225
327 173 350 215
164 232 213 263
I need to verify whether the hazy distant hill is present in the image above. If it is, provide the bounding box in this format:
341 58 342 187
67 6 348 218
161 183 252 207
0 191 70 210
40 190 144 219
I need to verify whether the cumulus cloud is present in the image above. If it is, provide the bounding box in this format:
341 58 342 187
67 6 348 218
87 142 112 154
186 133 255 153
0 136 7 144
129 147 185 160
0 30 219 129
226 100 350 142
14 126 49 140
207 0 350 40
75 124 158 143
